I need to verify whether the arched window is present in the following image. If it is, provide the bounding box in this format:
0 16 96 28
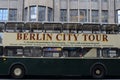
48 7 53 21
29 6 37 21
38 6 46 21
27 6 53 21
0 9 8 21
102 10 108 23
117 10 120 23
24 7 27 21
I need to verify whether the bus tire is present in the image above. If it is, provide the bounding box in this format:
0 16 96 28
10 65 25 79
91 64 105 78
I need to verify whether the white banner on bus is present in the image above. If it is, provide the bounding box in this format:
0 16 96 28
1 33 120 48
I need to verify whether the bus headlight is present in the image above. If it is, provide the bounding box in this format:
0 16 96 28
2 56 7 61
3 58 7 61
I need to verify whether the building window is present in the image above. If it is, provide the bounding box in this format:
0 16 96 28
60 0 67 9
92 10 99 22
117 10 120 23
116 0 120 2
60 9 67 22
91 0 98 2
102 10 108 23
9 9 17 21
79 9 87 22
48 7 53 21
24 8 27 21
30 6 37 21
70 0 78 8
0 9 8 21
70 9 78 22
80 0 88 2
70 0 78 4
88 10 90 22
102 0 107 2
38 6 46 21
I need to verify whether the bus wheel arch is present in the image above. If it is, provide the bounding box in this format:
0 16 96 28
90 63 107 78
9 63 26 79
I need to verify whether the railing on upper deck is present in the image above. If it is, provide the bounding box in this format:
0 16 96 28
0 22 120 34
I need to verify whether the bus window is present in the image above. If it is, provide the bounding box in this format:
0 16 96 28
5 47 23 56
97 48 102 57
6 22 24 32
0 22 5 32
102 48 119 58
83 24 101 34
24 23 31 32
24 47 31 56
118 25 120 33
32 47 42 57
16 49 23 55
69 51 79 57
82 24 92 33
6 22 16 32
92 24 101 34
102 48 109 57
109 50 117 57
63 47 82 57
63 50 68 57
118 49 120 56
43 47 62 57
0 33 2 44
24 47 42 57
101 24 118 34
77 24 82 33
63 23 81 33
7 49 13 56
25 22 43 33
44 23 62 33
16 23 24 32
101 25 106 34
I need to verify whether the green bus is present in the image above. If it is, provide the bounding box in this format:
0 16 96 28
0 22 120 79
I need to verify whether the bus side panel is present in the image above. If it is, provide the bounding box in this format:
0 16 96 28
23 58 95 76
0 58 92 76
0 62 10 75
25 58 64 75
99 59 120 76
1 58 120 77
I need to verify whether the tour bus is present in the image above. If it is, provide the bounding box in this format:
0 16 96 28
0 22 120 79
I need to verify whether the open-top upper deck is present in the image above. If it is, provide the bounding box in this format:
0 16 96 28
0 22 119 34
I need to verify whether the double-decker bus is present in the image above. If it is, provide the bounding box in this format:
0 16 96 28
0 22 120 78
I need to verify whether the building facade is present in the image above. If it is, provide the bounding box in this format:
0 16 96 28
0 0 120 23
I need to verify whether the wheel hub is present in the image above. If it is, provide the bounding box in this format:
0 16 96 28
14 68 22 76
95 69 101 75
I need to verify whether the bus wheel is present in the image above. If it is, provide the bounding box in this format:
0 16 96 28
10 65 25 79
91 65 105 78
